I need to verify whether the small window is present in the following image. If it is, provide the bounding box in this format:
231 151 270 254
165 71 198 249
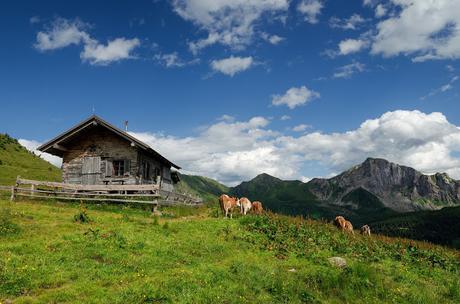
113 160 125 176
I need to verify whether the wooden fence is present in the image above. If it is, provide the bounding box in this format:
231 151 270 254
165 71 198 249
5 177 202 207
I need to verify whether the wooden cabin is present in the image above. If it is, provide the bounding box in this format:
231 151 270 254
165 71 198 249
38 115 180 191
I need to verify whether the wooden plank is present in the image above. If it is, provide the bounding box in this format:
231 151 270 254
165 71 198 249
15 193 159 205
16 178 159 192
15 188 161 198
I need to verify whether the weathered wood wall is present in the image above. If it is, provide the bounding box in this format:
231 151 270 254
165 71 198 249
62 126 138 185
138 152 174 191
61 125 174 190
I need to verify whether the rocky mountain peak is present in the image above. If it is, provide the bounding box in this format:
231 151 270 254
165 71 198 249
308 158 460 212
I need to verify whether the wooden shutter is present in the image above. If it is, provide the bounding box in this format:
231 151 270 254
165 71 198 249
105 160 113 177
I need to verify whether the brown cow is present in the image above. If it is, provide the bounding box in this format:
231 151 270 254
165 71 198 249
252 201 263 215
334 216 354 234
239 197 252 215
219 194 239 219
360 225 371 236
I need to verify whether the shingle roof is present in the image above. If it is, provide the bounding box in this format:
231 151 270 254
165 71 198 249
37 115 181 169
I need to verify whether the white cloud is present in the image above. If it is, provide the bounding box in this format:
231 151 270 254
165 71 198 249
329 14 366 30
81 38 140 65
217 114 236 122
333 62 365 79
338 39 368 55
34 18 140 65
371 0 460 61
34 18 90 51
300 176 312 183
363 0 377 7
280 115 291 121
154 52 199 68
375 4 386 18
272 85 320 109
277 110 460 179
210 56 253 76
292 124 311 132
172 0 289 53
18 139 62 168
125 110 460 185
297 0 323 24
421 75 459 100
261 33 284 45
129 116 287 185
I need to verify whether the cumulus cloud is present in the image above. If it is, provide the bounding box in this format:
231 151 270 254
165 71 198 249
333 62 365 79
125 110 460 185
154 52 200 68
297 0 323 24
277 110 460 179
129 116 288 185
329 14 366 30
34 18 91 51
338 38 369 55
210 56 253 76
375 4 387 18
18 139 62 167
261 33 284 45
272 85 320 109
371 0 460 61
292 124 311 132
81 38 140 65
172 0 289 53
22 110 460 185
34 18 140 65
280 115 291 121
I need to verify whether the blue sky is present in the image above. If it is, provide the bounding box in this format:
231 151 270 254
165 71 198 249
1 0 460 185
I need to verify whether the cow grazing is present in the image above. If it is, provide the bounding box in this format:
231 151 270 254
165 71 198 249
360 225 371 236
239 197 252 215
219 194 239 219
334 216 354 234
252 201 263 215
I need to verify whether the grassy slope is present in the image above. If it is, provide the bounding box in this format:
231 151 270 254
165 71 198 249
0 134 61 185
175 173 229 204
1 199 459 303
370 206 460 249
230 174 326 216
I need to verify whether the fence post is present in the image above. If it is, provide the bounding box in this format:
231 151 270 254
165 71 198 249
10 176 20 201
10 186 15 201
30 184 35 197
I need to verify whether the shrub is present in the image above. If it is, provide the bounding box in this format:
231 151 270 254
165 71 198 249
73 204 92 223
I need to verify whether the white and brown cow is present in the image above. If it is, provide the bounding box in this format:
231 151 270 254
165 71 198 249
252 201 264 215
219 194 239 219
239 197 252 215
334 216 354 234
360 225 371 236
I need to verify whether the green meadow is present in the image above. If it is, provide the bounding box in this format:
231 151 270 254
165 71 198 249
0 198 459 304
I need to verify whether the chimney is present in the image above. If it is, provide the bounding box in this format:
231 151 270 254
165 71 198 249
124 120 129 132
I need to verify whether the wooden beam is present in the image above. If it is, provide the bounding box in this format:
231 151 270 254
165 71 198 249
16 178 160 192
52 144 68 151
